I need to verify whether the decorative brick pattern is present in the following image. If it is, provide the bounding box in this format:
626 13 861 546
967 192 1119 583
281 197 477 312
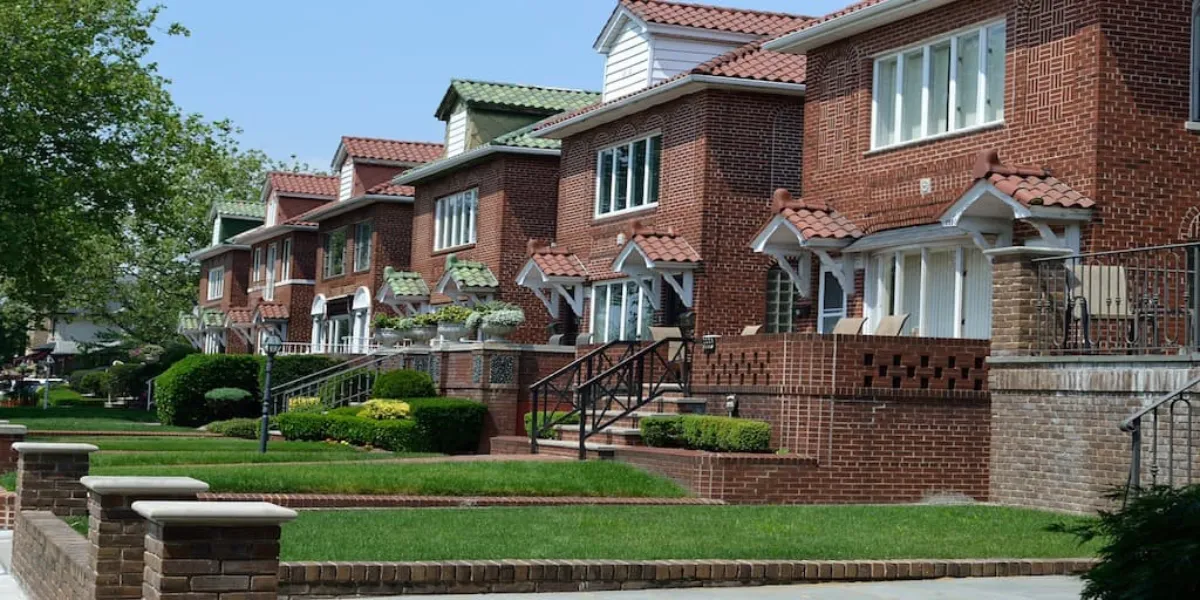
489 353 515 384
12 511 92 600
276 557 1097 597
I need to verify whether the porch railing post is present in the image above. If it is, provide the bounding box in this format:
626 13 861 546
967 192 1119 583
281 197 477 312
1129 417 1142 489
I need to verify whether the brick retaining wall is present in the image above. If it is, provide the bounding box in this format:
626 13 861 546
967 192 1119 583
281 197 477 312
12 511 92 600
276 557 1097 597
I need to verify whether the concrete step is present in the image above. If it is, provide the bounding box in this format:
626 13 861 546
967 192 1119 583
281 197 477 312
557 425 643 447
531 438 616 459
589 410 676 429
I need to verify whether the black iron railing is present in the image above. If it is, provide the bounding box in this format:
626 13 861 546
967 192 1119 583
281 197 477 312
528 340 638 453
1034 243 1200 355
269 351 407 413
1121 377 1197 496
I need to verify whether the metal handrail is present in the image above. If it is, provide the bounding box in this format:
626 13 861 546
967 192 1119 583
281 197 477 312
528 340 638 453
1032 241 1200 263
1122 375 1198 493
1121 375 1200 432
271 351 386 395
529 340 633 390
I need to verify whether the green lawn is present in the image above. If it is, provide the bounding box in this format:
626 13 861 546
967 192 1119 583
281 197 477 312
36 436 367 453
280 505 1097 562
0 406 195 432
92 460 689 497
89 450 424 467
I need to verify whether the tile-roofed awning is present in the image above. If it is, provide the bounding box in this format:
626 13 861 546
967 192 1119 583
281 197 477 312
619 0 811 37
435 80 601 121
612 223 701 309
177 313 201 334
226 308 254 328
254 302 290 322
435 255 499 306
618 224 702 267
340 137 444 165
750 190 861 299
377 267 431 315
517 241 589 318
212 200 265 220
267 172 337 198
200 308 226 329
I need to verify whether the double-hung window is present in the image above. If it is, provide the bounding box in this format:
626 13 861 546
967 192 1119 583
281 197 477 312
207 267 224 300
589 281 653 343
280 239 292 281
252 248 263 283
872 21 1006 149
433 188 477 251
354 221 372 272
596 134 661 217
765 267 796 333
264 243 277 301
817 266 847 334
323 228 347 279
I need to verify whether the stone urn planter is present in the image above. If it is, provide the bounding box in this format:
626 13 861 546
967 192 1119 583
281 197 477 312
437 322 467 343
408 325 437 345
480 322 518 342
375 328 402 348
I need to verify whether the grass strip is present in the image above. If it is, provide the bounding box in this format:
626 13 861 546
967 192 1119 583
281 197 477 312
92 461 689 497
37 436 367 453
1 407 194 432
280 505 1097 562
89 450 429 467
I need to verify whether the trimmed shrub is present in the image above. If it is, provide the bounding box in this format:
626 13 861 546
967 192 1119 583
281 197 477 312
372 419 422 451
154 354 261 426
371 369 435 399
275 412 330 441
523 411 580 439
286 397 323 413
360 399 412 420
328 405 363 418
262 355 343 390
317 369 376 406
108 362 148 399
324 415 379 446
407 397 487 454
78 370 109 397
640 415 770 453
208 418 260 439
203 387 257 421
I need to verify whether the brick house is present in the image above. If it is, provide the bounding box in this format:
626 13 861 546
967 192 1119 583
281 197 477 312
223 172 338 354
302 137 443 353
183 199 264 354
392 80 600 344
519 0 810 341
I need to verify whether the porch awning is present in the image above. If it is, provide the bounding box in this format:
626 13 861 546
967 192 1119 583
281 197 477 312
200 309 226 330
253 302 290 323
177 312 201 334
435 254 499 305
749 189 862 297
225 308 254 329
517 240 588 317
377 266 431 314
611 223 700 308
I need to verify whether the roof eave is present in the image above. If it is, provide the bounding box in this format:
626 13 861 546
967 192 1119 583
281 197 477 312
764 0 952 55
229 223 318 246
534 76 806 140
393 145 561 185
306 195 414 223
187 244 251 261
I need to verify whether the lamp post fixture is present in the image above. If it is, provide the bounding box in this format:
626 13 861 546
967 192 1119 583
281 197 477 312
259 333 284 454
41 355 54 410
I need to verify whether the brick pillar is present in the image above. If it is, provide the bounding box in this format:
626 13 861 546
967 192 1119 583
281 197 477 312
13 442 97 516
81 476 209 600
133 501 296 600
985 247 1072 357
0 424 28 472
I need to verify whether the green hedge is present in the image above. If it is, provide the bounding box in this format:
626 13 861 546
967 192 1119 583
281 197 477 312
639 415 770 453
203 387 257 421
207 418 261 439
262 355 343 390
406 398 487 453
155 354 261 426
371 369 435 399
276 397 486 453
524 411 580 440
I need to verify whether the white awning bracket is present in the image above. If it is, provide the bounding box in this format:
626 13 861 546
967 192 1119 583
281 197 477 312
661 271 694 308
767 251 811 298
813 249 855 296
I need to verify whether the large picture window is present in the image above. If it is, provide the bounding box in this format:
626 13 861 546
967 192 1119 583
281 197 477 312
354 221 372 272
434 188 477 251
207 267 224 300
596 135 661 217
872 21 1006 149
765 267 796 333
323 228 346 279
589 280 653 343
864 245 993 339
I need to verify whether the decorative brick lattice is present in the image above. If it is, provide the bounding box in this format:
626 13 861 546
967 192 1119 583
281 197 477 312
489 354 515 384
471 355 483 384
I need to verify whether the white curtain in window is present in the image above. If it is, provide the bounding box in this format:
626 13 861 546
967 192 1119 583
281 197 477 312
956 31 982 130
875 57 899 147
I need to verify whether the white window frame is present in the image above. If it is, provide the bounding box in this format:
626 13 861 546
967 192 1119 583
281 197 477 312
817 264 847 334
433 188 478 252
207 267 225 300
594 133 661 218
871 20 1006 151
323 228 347 279
862 243 993 339
353 221 372 272
264 243 277 301
280 238 292 281
338 159 354 201
588 280 652 343
252 248 263 283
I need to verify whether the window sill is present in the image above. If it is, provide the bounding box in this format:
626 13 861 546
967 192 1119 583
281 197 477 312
432 244 475 256
592 204 658 224
865 121 1005 157
1186 121 1200 133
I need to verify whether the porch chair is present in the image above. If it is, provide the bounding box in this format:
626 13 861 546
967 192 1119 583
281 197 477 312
830 317 867 335
741 325 762 336
649 326 685 357
1067 264 1133 348
873 314 910 336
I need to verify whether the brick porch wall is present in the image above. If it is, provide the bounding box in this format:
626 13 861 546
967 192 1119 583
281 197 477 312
11 511 92 600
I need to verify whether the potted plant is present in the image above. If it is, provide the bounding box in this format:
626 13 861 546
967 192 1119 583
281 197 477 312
373 314 403 348
434 305 473 342
407 313 438 345
480 308 525 341
465 300 521 340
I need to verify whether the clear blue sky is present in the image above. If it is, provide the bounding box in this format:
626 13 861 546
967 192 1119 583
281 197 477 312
150 0 852 170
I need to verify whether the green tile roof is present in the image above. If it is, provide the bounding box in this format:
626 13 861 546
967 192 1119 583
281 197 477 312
442 255 499 290
382 267 431 299
437 80 600 120
177 313 200 333
491 122 561 150
201 308 226 328
212 200 265 220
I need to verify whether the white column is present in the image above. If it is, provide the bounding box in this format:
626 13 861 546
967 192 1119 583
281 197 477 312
953 246 965 338
893 252 905 314
918 247 930 337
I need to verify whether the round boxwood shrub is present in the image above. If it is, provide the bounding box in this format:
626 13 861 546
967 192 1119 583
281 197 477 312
155 354 261 426
207 418 260 439
203 387 257 422
371 369 435 400
78 370 110 396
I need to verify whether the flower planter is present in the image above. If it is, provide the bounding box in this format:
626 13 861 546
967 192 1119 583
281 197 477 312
375 328 402 348
480 322 518 342
436 323 467 343
408 325 437 345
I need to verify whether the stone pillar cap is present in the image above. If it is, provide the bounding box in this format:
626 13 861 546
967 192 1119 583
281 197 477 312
81 476 209 496
132 501 297 526
0 424 27 435
12 442 99 454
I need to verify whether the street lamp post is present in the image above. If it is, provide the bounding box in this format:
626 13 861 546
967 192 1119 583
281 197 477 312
259 333 283 454
41 356 54 410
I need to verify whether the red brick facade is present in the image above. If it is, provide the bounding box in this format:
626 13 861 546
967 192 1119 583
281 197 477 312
555 89 804 337
411 154 561 344
313 200 413 316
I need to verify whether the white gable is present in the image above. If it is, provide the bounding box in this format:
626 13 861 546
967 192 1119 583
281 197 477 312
650 36 741 82
446 103 468 158
338 159 354 201
603 19 651 102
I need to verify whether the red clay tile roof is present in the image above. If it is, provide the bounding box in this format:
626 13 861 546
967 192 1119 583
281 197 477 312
620 0 810 36
226 308 254 326
528 241 589 279
268 172 337 198
255 303 289 321
629 223 701 264
341 137 444 164
366 181 416 197
767 190 863 241
777 0 884 37
537 40 806 131
972 150 1095 209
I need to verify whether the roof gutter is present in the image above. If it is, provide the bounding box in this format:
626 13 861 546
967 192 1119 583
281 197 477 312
764 0 949 54
187 244 250 261
393 145 560 186
305 194 414 223
229 223 318 246
533 75 806 139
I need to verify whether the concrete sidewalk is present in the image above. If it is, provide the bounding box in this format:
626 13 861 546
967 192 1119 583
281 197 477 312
415 576 1083 599
0 531 27 600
